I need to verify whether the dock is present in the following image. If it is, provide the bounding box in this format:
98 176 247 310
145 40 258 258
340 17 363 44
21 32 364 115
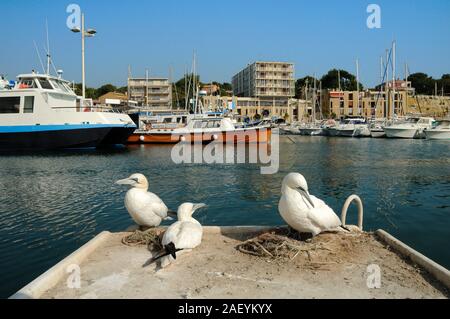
11 226 450 299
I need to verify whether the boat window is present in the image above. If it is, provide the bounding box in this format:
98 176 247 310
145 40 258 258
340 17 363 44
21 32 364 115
37 78 54 90
163 117 172 123
194 121 202 129
207 121 216 128
201 121 208 128
50 80 70 93
0 97 20 113
182 116 187 124
24 96 34 113
18 79 37 89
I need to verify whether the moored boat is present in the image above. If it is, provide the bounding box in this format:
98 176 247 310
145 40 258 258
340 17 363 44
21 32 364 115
425 120 450 140
127 115 271 144
0 73 136 151
383 117 435 139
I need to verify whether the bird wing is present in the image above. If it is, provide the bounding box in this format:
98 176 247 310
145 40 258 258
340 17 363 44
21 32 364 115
307 195 342 231
142 192 169 219
162 221 202 249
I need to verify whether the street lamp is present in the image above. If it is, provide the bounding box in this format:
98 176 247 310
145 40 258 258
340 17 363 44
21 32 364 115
71 13 96 99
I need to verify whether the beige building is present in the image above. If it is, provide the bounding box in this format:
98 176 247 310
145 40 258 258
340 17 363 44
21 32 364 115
128 78 172 109
202 95 307 123
230 61 297 120
232 61 295 98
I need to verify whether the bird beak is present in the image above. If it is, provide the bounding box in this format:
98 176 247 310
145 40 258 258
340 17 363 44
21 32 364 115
115 178 136 186
192 203 207 213
297 187 315 208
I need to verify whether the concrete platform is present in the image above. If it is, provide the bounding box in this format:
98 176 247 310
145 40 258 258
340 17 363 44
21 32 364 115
11 226 450 299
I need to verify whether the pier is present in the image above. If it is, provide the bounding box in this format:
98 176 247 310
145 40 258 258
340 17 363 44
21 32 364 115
11 226 450 299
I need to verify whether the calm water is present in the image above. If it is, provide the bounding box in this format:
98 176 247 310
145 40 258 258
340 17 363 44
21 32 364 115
0 137 449 298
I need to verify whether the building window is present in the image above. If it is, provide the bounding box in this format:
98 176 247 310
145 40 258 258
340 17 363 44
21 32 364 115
24 96 34 113
0 97 20 113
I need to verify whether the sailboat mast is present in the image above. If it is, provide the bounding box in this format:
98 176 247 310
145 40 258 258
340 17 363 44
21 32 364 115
313 74 317 122
356 59 360 115
392 41 396 118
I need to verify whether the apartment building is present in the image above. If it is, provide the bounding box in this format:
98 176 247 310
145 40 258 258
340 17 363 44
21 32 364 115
128 77 172 109
232 61 295 98
322 89 409 119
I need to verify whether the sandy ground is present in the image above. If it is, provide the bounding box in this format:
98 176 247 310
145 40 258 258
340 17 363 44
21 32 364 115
41 228 449 299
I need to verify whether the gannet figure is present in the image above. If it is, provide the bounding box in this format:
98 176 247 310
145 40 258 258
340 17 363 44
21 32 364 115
278 172 343 237
150 203 206 266
116 173 173 228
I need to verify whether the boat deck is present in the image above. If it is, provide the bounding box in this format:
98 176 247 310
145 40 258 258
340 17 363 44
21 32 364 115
12 227 450 299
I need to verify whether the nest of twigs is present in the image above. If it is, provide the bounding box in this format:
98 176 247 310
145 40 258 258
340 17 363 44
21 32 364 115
122 228 163 251
236 231 331 261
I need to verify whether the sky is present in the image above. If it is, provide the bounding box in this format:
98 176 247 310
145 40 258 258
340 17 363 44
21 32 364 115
1 0 449 88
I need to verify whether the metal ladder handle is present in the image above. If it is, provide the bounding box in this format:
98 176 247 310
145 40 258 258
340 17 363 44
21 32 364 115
341 195 364 231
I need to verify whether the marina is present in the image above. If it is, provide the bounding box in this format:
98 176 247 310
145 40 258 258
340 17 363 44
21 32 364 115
1 0 450 302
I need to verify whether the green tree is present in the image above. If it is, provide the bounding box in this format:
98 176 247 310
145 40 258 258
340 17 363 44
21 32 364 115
96 84 117 98
408 73 435 95
172 74 202 110
321 69 363 91
437 74 450 96
295 76 318 98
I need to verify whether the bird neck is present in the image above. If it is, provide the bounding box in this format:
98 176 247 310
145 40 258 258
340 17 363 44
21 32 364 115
178 215 199 224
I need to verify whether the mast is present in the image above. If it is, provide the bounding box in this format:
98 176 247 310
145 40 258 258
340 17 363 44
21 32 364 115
46 19 50 75
392 41 396 118
356 59 360 116
338 70 341 91
313 74 317 122
385 49 389 119
145 68 149 107
404 63 408 115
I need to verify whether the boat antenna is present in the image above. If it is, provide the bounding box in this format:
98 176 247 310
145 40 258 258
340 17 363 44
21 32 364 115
33 40 46 74
45 19 51 75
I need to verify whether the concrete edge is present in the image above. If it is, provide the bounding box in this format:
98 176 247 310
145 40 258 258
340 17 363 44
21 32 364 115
375 229 450 290
9 231 112 299
203 225 283 234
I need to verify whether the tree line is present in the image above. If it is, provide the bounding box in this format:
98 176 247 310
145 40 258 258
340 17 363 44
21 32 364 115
295 69 450 98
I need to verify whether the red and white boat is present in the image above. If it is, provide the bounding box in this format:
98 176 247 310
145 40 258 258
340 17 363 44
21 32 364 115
127 114 271 144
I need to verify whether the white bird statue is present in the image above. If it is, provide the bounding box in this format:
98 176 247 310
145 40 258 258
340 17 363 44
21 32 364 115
150 202 206 266
115 173 174 228
278 172 345 237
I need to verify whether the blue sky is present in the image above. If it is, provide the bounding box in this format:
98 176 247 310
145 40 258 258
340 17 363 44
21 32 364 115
1 0 449 88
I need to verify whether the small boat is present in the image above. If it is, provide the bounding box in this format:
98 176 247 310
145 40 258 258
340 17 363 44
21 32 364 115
299 122 325 136
369 119 387 138
0 73 136 151
425 120 450 140
334 118 369 137
127 115 271 144
383 117 435 139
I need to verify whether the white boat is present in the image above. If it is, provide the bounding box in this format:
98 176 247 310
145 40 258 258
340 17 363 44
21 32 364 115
369 119 387 138
299 122 324 136
0 73 136 150
383 117 435 139
334 118 369 137
425 120 450 140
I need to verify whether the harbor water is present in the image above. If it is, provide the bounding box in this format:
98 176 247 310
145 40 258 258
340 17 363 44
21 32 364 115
0 136 449 298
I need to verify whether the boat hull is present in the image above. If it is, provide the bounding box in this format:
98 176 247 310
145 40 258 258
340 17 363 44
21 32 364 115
0 127 112 151
384 127 419 139
370 129 386 138
128 127 272 144
98 126 137 146
425 130 450 140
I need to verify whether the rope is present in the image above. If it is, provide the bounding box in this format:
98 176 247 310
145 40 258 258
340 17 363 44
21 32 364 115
236 231 331 261
122 228 163 251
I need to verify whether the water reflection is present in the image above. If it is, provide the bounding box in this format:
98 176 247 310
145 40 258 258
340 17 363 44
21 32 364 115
0 136 449 297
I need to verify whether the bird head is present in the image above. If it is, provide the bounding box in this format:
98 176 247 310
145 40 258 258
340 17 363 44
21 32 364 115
115 173 149 190
282 173 315 208
177 203 207 221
